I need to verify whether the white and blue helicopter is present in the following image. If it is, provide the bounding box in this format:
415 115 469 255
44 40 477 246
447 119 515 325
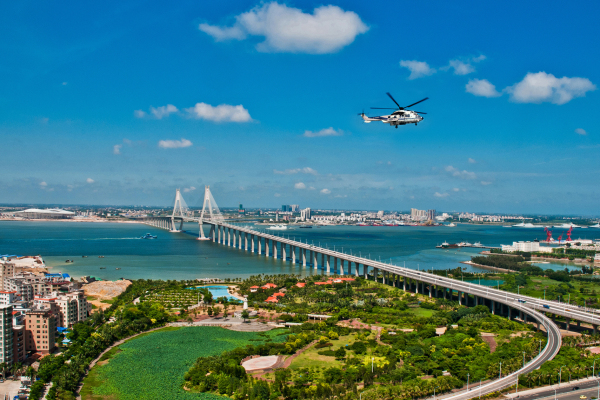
360 93 428 128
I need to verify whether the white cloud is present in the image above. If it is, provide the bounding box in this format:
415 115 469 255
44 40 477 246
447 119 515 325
158 138 193 149
334 194 347 198
134 110 146 118
466 79 501 97
113 144 122 155
575 128 587 135
185 103 252 122
445 165 476 179
150 104 179 119
446 55 486 75
199 2 369 54
294 182 306 189
39 181 47 187
183 186 196 193
434 192 449 198
62 82 68 86
453 188 460 192
274 193 281 197
481 181 492 185
507 72 596 105
320 188 331 194
303 127 343 138
274 167 318 175
399 60 435 80
86 178 94 183
448 59 475 75
468 158 477 164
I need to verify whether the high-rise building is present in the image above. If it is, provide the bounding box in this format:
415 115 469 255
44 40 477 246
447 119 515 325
410 208 427 221
281 205 291 212
427 209 436 221
25 309 56 355
300 208 311 221
0 305 13 365
377 211 384 218
290 205 299 212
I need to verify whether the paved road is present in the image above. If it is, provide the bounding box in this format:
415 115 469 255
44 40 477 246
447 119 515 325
523 382 600 400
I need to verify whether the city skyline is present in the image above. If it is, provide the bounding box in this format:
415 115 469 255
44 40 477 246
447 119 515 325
1 1 599 213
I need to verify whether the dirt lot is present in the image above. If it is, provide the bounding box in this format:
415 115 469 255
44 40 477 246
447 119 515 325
83 280 131 311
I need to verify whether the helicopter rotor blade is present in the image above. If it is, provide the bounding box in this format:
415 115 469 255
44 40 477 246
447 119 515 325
414 111 427 114
404 97 429 109
386 92 401 109
370 107 397 109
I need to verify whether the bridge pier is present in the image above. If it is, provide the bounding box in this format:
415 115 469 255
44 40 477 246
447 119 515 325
302 249 307 267
313 252 319 270
292 247 296 264
273 240 278 259
339 259 345 275
326 255 331 273
257 237 262 255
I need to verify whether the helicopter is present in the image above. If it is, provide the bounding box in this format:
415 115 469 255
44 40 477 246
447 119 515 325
359 93 428 128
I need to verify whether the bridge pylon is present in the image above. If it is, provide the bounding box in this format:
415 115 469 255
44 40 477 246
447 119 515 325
170 188 187 232
198 185 223 240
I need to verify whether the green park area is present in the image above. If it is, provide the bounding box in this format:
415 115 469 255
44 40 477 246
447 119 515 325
81 326 283 400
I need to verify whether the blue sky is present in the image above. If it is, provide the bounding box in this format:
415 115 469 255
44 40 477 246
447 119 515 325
1 0 599 214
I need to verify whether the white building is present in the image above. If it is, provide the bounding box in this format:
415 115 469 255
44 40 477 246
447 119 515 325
300 208 311 221
14 208 75 219
0 291 17 306
501 241 554 253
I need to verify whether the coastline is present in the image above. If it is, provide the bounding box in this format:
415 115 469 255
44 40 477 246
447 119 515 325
460 261 514 273
0 218 141 223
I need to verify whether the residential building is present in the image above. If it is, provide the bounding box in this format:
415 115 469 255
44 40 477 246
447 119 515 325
290 205 299 212
0 305 13 365
24 309 56 354
54 290 89 327
410 208 427 221
0 262 15 290
426 209 436 221
0 291 17 305
3 278 33 302
12 325 25 363
300 208 311 221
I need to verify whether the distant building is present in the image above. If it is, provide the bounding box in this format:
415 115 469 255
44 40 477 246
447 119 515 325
14 208 75 219
427 209 436 221
290 205 299 212
282 205 291 212
501 241 553 253
411 208 427 221
377 211 384 218
300 208 311 221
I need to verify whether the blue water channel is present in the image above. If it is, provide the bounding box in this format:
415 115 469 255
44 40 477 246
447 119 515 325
1 221 596 280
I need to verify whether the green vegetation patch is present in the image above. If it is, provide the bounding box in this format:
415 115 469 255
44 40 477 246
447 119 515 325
87 327 271 400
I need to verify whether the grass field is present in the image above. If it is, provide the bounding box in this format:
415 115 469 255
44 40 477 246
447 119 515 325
81 326 285 400
288 334 356 371
407 307 434 317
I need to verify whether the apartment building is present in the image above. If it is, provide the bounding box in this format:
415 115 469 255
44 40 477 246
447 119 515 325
0 262 14 290
12 325 25 362
0 305 13 365
0 291 17 305
3 278 33 302
24 309 55 355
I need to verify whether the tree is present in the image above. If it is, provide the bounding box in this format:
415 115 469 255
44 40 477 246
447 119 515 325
207 307 213 317
241 310 250 322
223 303 230 318
334 347 347 360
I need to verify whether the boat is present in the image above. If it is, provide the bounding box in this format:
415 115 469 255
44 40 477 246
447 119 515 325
82 255 87 258
356 223 370 226
98 256 105 258
115 268 121 270
267 224 288 230
473 242 484 247
553 223 581 229
447 223 456 227
299 225 313 229
591 223 600 228
439 242 459 248
65 260 73 263
140 233 157 239
100 267 106 269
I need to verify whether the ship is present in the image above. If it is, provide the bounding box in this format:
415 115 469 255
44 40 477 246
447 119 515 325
438 242 459 248
553 223 581 229
267 224 288 230
299 225 313 229
447 223 456 227
140 233 157 239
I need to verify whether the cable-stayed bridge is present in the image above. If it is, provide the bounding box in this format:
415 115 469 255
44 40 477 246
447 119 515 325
143 186 600 399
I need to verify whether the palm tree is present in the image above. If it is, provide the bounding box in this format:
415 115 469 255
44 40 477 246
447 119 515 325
0 363 6 380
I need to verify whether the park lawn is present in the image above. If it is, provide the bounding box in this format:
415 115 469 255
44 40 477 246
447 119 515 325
288 333 356 371
407 307 434 317
82 326 281 400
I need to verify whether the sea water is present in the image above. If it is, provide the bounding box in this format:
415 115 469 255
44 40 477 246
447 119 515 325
1 221 596 280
